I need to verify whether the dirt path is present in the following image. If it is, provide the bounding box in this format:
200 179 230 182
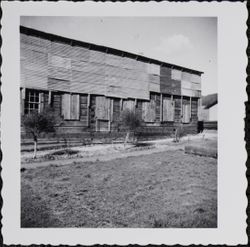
21 143 184 169
21 130 217 170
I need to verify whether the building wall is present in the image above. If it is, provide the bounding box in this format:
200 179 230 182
198 104 217 122
20 28 202 138
208 104 217 121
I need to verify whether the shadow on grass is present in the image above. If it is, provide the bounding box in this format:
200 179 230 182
42 149 80 161
133 142 154 147
21 182 61 227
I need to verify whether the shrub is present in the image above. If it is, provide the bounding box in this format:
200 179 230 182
22 107 58 158
120 109 142 146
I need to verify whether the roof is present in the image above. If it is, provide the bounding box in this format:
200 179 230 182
20 25 203 75
202 93 217 109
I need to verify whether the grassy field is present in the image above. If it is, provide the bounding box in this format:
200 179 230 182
21 149 217 228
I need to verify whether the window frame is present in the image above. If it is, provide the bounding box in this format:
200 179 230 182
24 89 40 115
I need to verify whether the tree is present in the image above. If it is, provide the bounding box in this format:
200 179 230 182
174 122 184 142
22 107 58 158
120 109 142 146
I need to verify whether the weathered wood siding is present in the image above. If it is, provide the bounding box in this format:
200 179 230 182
20 28 202 137
21 33 151 100
21 32 201 100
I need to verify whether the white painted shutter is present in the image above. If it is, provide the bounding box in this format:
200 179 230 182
62 94 71 120
70 94 80 120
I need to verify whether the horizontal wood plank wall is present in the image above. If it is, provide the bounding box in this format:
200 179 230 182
21 32 202 99
181 71 201 97
20 31 201 137
21 33 151 100
160 67 182 95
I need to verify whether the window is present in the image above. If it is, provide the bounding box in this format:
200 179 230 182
61 93 80 120
24 90 41 114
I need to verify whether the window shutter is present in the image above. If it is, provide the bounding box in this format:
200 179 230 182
182 104 190 123
170 100 175 121
163 98 175 122
96 96 109 120
70 94 80 120
142 100 156 122
20 88 25 115
109 99 114 122
39 92 44 113
62 94 71 120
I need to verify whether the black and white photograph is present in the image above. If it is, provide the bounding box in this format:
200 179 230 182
20 16 218 228
1 1 247 245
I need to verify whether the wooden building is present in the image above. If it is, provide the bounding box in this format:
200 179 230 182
20 26 203 138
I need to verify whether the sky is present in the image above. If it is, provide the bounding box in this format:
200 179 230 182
20 16 217 95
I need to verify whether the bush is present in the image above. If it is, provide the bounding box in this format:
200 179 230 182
120 109 142 145
22 107 58 158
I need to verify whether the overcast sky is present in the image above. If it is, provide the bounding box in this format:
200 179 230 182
21 16 217 95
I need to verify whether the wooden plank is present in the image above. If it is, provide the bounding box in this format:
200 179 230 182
48 67 72 81
38 92 44 113
160 94 163 122
48 54 71 69
123 99 135 112
95 96 109 120
70 94 80 120
190 97 192 119
171 69 182 80
48 91 52 105
182 72 192 81
142 100 156 122
48 78 70 92
62 94 71 120
110 99 114 122
181 88 201 97
181 96 183 120
181 80 192 89
120 99 123 112
191 82 201 91
86 94 90 127
20 88 25 115
160 67 172 77
182 104 191 123
21 88 26 100
190 74 201 84
146 63 160 75
162 97 175 121
97 119 109 132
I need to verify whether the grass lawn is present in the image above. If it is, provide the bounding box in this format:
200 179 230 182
21 149 217 228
